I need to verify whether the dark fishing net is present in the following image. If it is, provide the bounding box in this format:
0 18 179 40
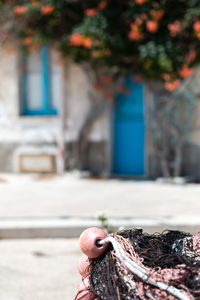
89 229 200 299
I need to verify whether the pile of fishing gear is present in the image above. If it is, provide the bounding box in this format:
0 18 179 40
74 227 200 300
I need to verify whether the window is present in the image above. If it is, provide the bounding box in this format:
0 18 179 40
21 46 60 116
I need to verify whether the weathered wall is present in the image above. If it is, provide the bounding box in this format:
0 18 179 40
181 68 200 179
62 60 109 174
62 60 109 142
147 71 200 179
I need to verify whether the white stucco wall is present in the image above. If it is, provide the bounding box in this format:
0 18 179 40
63 61 90 142
63 60 109 142
0 47 19 141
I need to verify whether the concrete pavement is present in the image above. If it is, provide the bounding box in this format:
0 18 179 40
0 238 80 300
0 172 199 219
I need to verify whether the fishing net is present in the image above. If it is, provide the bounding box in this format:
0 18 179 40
89 229 200 300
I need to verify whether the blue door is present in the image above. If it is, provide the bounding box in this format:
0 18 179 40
113 78 145 176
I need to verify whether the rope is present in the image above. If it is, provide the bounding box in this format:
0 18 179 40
98 237 192 300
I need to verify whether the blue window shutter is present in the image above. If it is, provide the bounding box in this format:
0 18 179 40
41 46 50 112
22 54 28 115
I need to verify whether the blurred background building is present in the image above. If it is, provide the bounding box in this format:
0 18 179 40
0 45 200 179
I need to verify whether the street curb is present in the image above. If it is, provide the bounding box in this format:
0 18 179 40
0 216 199 239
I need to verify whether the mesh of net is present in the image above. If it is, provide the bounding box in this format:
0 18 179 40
89 229 200 300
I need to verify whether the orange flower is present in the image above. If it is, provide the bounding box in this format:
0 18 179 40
194 21 200 32
135 0 147 4
98 0 107 10
165 79 180 91
150 10 164 21
179 65 193 78
128 30 143 40
69 33 83 46
146 20 158 33
129 22 143 40
14 6 27 14
168 21 181 37
194 21 200 39
41 5 54 15
83 37 92 48
85 8 98 17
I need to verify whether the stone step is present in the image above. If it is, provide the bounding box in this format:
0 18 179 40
0 292 23 300
0 216 199 239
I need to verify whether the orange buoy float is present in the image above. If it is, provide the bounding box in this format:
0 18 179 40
79 227 108 258
78 254 91 278
74 277 95 300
